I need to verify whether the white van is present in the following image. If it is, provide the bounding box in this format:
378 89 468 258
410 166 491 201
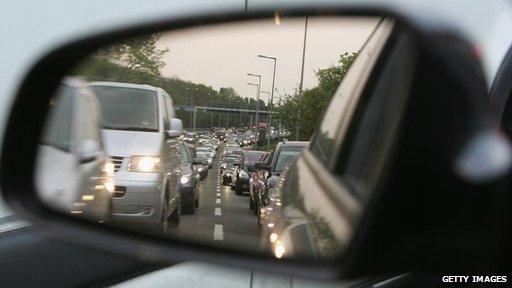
90 82 183 227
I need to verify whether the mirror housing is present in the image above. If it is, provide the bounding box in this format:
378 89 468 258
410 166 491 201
167 118 183 138
1 5 505 282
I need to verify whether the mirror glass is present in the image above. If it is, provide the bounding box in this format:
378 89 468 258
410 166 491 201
36 16 388 261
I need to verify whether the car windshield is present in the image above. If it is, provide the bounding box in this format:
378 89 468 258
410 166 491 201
274 148 304 172
225 157 238 163
92 86 159 131
244 152 266 165
225 163 236 170
180 145 190 163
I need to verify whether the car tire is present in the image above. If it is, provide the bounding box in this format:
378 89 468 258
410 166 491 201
235 185 242 196
170 203 180 224
195 198 199 208
249 197 254 210
181 200 194 215
253 201 258 216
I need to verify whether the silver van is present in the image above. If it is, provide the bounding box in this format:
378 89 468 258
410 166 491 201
90 82 183 228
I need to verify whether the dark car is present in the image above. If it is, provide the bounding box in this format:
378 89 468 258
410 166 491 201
266 141 308 189
221 162 239 185
192 155 209 180
179 142 199 214
233 151 269 196
250 141 308 223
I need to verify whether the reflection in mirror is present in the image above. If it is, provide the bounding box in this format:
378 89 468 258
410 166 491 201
36 16 388 261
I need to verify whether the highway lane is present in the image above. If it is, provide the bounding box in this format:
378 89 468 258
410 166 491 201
170 147 261 253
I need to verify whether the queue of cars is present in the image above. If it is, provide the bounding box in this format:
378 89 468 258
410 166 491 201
39 80 227 227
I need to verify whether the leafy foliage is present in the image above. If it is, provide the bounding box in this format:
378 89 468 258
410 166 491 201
274 52 357 140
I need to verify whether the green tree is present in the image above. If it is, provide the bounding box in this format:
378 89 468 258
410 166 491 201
104 34 169 77
275 52 357 140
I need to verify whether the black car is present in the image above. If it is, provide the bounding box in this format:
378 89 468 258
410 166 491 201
232 151 269 196
179 143 199 214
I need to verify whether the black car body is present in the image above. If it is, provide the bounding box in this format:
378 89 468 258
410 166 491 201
179 143 199 214
233 151 269 196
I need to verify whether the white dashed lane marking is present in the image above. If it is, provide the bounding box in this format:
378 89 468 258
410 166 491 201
216 198 221 204
213 224 223 241
214 207 222 216
216 193 221 196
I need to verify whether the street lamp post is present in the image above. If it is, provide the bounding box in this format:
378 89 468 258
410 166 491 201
296 17 308 141
261 90 271 150
258 54 277 149
247 74 261 150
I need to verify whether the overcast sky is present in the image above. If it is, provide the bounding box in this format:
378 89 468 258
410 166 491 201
157 16 379 104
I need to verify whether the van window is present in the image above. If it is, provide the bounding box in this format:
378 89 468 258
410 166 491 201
92 86 159 132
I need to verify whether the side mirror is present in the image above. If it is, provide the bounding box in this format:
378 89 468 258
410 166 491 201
78 139 102 163
254 162 269 171
167 118 183 138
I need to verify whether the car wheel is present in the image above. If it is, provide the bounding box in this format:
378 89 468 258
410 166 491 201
235 185 242 196
161 193 170 233
253 201 258 216
195 198 199 208
181 199 194 215
249 197 254 210
170 202 180 225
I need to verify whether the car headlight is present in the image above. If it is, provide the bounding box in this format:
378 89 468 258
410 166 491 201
239 170 249 178
197 167 204 172
181 175 191 184
127 156 161 172
104 160 115 175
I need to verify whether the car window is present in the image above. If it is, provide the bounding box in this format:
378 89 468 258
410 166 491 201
179 144 190 163
42 85 74 152
338 28 416 199
274 147 304 172
92 86 159 131
310 19 392 169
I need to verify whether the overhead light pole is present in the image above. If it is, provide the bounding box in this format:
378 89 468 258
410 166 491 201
247 73 261 150
260 90 272 150
297 16 308 140
257 54 277 150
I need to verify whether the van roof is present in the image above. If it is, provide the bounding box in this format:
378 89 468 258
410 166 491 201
89 81 163 94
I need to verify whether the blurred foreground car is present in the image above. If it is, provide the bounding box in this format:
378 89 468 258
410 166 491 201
37 78 112 223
